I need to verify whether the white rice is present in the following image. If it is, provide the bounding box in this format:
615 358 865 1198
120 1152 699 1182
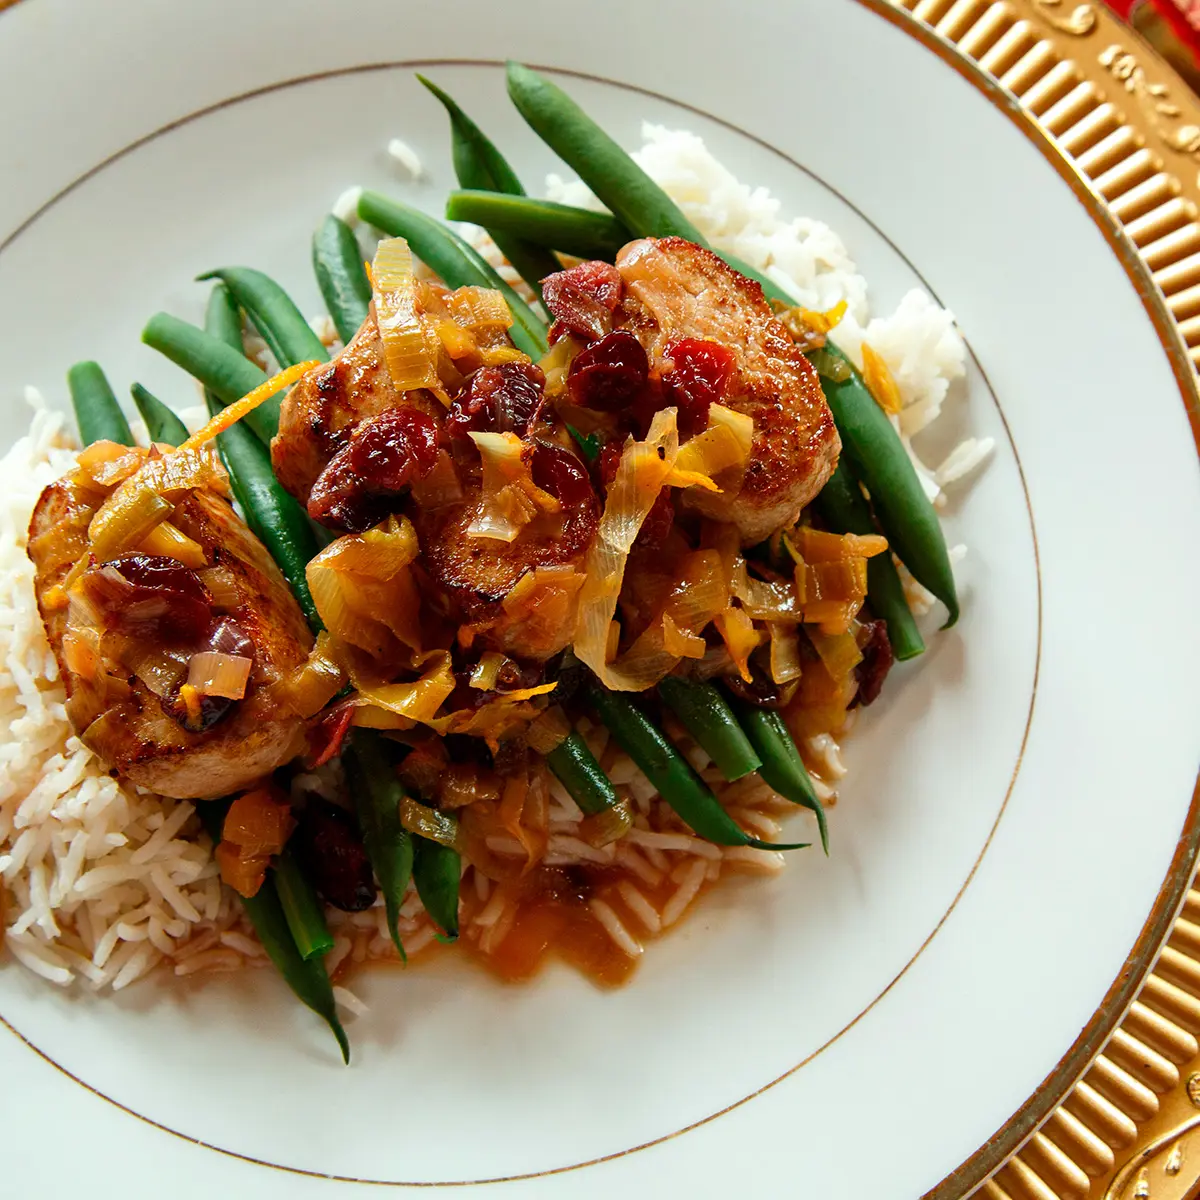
0 393 236 990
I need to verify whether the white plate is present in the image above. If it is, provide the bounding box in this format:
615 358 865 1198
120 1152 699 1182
2 1 1199 1196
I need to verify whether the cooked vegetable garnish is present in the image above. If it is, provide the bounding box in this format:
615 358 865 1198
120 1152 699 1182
814 459 925 660
729 697 829 854
68 361 135 448
506 62 702 243
198 266 330 367
418 74 561 298
356 190 547 359
588 683 808 851
658 676 762 782
130 383 189 447
274 846 336 960
141 313 278 443
198 801 348 1062
312 214 372 345
445 191 628 262
344 730 414 960
412 836 461 940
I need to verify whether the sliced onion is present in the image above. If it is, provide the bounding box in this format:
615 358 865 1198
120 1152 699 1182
275 632 347 718
117 640 190 700
321 513 419 579
352 651 457 726
467 431 560 543
307 564 396 657
88 489 172 562
670 402 754 491
662 612 706 659
448 286 513 331
768 622 803 685
579 796 634 848
572 407 684 691
373 237 441 393
139 520 207 568
714 606 763 682
807 627 864 678
469 651 509 690
187 651 252 700
399 795 464 850
197 566 240 610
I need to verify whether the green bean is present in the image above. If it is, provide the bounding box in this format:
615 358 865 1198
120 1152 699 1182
545 731 618 816
196 282 323 627
808 344 958 626
141 313 279 443
273 846 334 960
417 75 561 297
506 62 704 244
498 65 959 626
67 361 134 448
418 74 526 194
729 698 829 855
412 836 461 941
202 390 321 629
814 459 925 660
356 190 547 360
312 214 372 345
344 730 414 960
197 801 348 1063
445 191 629 262
130 382 189 446
657 676 762 783
198 266 329 368
205 276 244 352
587 683 808 851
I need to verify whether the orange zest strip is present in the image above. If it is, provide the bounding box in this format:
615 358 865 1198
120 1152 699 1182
176 361 317 453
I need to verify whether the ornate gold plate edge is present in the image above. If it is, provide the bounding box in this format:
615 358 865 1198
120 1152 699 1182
888 4 1200 1197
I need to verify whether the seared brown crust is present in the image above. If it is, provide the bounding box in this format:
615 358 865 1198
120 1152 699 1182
27 481 312 800
616 237 841 544
271 314 442 507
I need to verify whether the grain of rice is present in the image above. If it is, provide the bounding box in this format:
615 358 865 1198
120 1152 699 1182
219 930 263 958
661 860 708 928
727 808 781 839
174 948 243 977
723 845 788 874
615 844 663 887
627 829 722 860
405 924 436 956
479 902 515 955
616 881 662 933
326 935 353 977
589 899 642 958
113 944 158 991
387 138 423 178
333 985 369 1017
475 889 507 929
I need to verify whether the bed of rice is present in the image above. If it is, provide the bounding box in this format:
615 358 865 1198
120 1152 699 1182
0 124 986 1007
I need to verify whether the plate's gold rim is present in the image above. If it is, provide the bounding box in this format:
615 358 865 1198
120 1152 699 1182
884 4 1200 1197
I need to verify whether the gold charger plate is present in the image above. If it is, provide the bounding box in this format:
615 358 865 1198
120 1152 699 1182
884 7 1200 1197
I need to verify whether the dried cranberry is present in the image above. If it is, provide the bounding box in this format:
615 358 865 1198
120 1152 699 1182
851 620 894 708
530 442 600 553
294 799 377 912
448 361 546 440
308 406 441 533
662 338 738 438
542 261 623 343
567 330 649 413
724 659 783 709
88 555 213 642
